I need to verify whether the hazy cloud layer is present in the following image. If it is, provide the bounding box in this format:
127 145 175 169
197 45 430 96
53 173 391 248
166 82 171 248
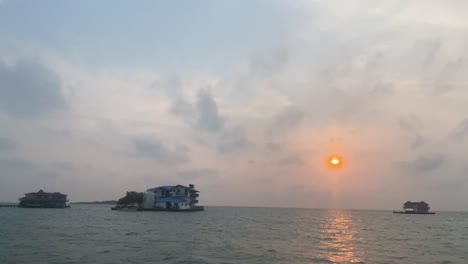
450 118 468 140
1 1 468 210
272 107 305 134
398 153 446 174
217 128 252 154
0 158 59 200
278 155 304 166
0 137 15 152
133 138 189 164
177 168 217 179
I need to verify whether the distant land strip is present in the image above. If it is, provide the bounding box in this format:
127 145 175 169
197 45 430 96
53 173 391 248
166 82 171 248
72 200 117 205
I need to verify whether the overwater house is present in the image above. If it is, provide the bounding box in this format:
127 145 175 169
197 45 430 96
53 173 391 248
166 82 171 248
142 184 202 211
18 190 70 208
403 201 430 213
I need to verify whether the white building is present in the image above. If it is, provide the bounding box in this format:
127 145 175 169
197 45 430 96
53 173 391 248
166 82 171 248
142 184 201 211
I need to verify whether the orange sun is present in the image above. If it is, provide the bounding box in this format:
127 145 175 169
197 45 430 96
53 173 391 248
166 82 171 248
328 156 342 167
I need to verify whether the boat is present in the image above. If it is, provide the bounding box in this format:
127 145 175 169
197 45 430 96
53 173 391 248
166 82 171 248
18 190 70 208
393 201 435 214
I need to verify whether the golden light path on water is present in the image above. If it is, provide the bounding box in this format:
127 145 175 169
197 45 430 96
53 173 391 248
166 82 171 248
318 210 363 263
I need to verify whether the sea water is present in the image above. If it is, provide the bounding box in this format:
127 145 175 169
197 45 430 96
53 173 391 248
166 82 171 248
0 205 467 264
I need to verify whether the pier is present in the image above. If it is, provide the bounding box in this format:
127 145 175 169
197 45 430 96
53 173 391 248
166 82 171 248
0 204 18 208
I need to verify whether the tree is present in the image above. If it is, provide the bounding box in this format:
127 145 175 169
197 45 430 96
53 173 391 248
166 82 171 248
117 191 144 206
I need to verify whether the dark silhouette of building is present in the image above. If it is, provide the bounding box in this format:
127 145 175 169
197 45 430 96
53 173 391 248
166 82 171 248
403 201 430 213
19 190 69 208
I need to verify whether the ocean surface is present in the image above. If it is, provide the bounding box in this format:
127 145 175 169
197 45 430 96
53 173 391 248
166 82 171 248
0 205 467 264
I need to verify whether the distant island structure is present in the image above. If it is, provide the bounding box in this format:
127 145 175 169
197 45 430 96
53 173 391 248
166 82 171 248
393 201 435 214
111 184 203 211
18 190 70 208
142 184 203 211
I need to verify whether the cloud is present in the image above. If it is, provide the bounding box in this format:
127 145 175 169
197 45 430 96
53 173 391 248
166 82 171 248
266 142 283 152
398 153 445 173
133 138 189 164
0 137 16 152
0 60 66 118
371 82 394 97
433 58 465 94
168 88 224 133
449 118 468 140
217 127 252 154
272 106 304 133
0 158 58 179
249 46 289 79
177 168 217 179
419 39 441 71
50 161 75 171
398 115 426 149
410 135 426 149
278 155 304 166
0 158 62 201
398 115 422 132
195 89 224 132
170 97 194 117
152 75 184 99
49 162 95 173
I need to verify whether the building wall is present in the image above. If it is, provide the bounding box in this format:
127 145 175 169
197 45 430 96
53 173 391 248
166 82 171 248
155 201 191 209
178 202 190 209
171 186 190 197
143 191 155 209
154 189 167 198
145 185 197 209
155 201 167 208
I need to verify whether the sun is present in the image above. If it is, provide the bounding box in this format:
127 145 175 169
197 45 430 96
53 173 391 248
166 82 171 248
328 156 342 167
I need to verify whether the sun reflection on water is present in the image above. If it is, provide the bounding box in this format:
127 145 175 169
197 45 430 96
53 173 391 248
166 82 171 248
319 210 363 263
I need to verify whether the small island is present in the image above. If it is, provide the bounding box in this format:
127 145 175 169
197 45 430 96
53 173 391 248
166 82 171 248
111 184 204 212
111 191 143 211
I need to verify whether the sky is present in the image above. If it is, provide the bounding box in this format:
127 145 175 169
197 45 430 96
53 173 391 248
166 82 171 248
1 0 468 210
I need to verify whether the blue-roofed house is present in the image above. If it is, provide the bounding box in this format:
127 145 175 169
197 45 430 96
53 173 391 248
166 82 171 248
142 184 201 210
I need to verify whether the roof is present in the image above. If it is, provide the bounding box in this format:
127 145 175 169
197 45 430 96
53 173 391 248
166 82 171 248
404 201 429 208
171 184 199 192
159 186 176 190
25 190 66 196
147 185 199 192
404 201 429 205
147 186 175 192
157 197 188 203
